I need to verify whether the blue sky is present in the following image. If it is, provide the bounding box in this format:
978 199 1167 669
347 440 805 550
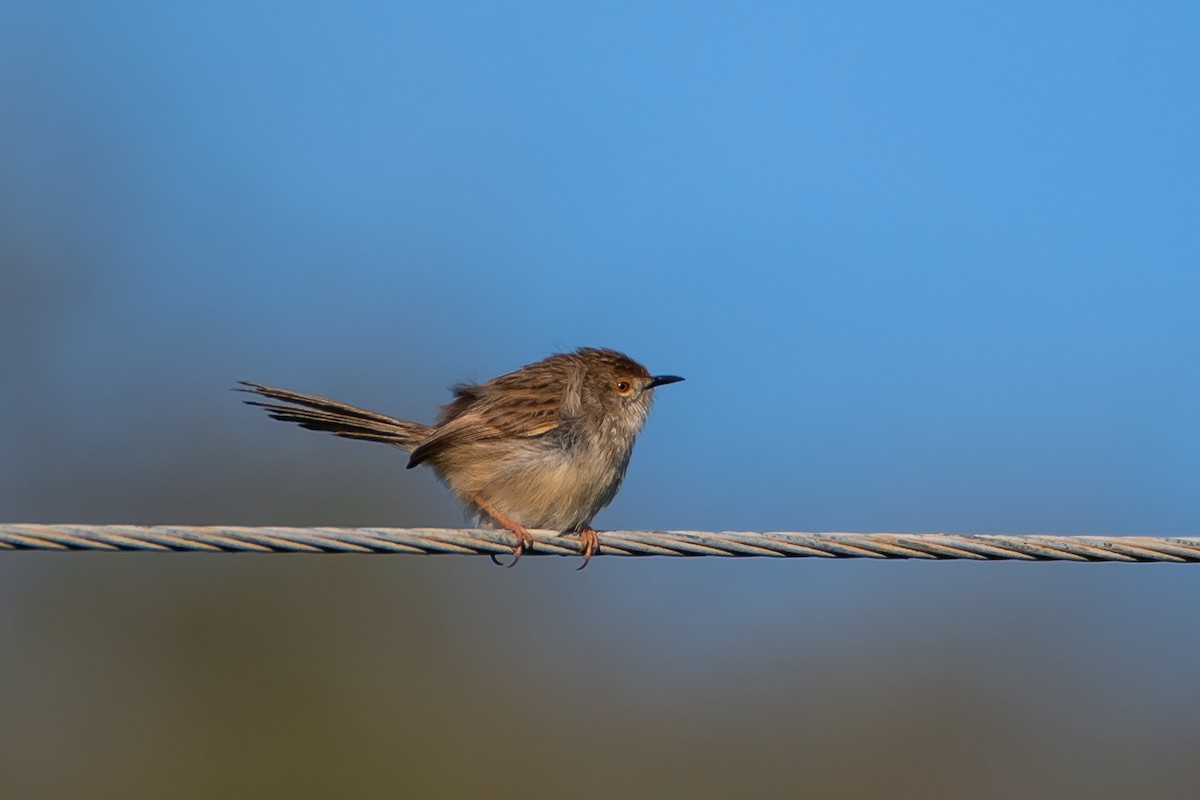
2 3 1199 794
5 3 1196 538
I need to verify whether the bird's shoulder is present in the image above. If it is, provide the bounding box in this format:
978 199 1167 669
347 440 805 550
409 356 581 467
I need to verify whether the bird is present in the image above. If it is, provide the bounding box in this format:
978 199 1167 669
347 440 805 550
238 347 683 567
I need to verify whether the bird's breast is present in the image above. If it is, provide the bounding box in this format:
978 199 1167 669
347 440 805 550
472 434 633 531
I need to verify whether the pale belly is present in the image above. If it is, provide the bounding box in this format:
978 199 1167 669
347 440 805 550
470 441 631 532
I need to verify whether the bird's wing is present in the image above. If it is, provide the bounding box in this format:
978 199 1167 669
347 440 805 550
407 364 583 468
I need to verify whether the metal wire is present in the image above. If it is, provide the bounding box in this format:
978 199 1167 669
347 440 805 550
1 524 1199 562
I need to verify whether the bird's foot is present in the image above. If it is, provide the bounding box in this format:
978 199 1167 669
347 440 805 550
575 526 600 570
475 496 533 567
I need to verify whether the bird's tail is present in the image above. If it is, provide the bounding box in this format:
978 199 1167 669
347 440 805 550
238 381 433 451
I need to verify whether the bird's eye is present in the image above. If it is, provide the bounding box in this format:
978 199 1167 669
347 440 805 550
613 379 633 395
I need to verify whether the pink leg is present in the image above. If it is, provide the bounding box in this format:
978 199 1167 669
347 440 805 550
475 496 533 567
575 526 600 570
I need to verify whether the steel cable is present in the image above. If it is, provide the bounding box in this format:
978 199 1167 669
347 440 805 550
2 524 1198 562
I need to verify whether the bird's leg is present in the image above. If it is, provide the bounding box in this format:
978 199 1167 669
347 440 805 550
573 526 600 570
474 496 533 567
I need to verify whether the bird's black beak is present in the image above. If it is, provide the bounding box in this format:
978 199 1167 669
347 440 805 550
648 375 685 388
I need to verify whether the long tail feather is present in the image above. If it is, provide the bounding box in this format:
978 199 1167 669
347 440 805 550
238 381 432 451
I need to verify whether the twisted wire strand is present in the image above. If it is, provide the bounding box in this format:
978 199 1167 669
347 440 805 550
1 524 1199 562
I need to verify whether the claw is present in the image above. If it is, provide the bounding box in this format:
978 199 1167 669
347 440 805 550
504 530 532 568
575 527 600 570
475 495 533 568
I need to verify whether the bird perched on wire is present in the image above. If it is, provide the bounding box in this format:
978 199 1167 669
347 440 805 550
239 347 683 567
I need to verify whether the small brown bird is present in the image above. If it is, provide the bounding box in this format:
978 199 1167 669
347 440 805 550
239 347 683 566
